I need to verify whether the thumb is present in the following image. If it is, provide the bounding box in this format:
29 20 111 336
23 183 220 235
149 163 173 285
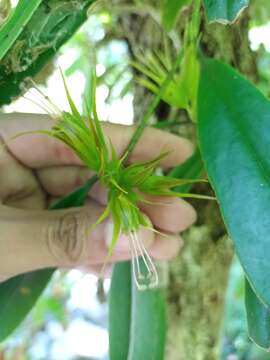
0 201 107 279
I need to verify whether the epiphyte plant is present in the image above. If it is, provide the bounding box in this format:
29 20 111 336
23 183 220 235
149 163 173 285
23 69 211 290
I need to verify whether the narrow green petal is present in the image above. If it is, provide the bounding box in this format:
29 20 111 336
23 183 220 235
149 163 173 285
130 61 161 84
174 192 216 200
90 206 111 232
135 77 160 94
108 213 121 256
60 68 81 119
146 52 167 77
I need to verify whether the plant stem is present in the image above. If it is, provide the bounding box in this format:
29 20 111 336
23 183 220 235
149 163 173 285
153 120 192 129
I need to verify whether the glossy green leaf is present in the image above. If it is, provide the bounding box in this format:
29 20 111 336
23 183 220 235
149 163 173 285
162 0 191 31
109 262 131 360
0 0 42 61
0 178 95 341
109 261 166 360
245 278 270 349
203 0 249 23
0 268 54 341
127 273 166 360
198 58 270 307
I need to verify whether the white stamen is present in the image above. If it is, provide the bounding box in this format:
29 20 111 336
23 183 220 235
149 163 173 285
22 80 62 117
129 231 158 291
28 79 62 115
23 94 55 116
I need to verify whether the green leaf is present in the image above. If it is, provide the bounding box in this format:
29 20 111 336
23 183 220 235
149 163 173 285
245 278 270 349
203 0 249 23
197 58 270 307
127 272 166 360
0 268 54 342
162 0 191 31
0 178 96 341
169 147 204 192
0 0 42 61
109 261 166 360
109 262 131 360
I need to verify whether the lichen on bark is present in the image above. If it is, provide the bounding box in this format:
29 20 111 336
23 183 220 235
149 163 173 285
166 213 232 359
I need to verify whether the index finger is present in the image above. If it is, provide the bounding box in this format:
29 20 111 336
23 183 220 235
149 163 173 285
0 113 193 169
110 123 194 168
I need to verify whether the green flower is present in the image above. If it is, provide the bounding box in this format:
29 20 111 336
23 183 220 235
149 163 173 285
25 69 211 290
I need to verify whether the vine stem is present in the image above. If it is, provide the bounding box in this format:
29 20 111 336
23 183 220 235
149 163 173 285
124 47 183 162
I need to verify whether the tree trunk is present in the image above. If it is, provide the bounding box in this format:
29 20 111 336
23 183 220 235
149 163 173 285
112 2 257 358
166 204 232 360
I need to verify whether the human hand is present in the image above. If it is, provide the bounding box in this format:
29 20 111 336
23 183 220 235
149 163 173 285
0 113 196 281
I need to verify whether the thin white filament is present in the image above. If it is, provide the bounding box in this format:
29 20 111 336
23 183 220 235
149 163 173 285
129 231 143 279
22 87 55 116
129 231 158 291
28 88 60 116
28 79 62 115
23 95 55 116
